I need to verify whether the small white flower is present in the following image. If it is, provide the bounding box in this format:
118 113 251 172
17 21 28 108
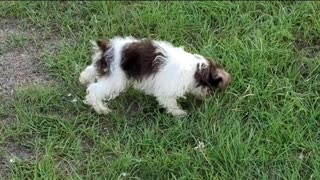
9 158 15 163
194 141 205 151
67 93 72 97
120 172 128 177
71 98 78 103
298 153 304 160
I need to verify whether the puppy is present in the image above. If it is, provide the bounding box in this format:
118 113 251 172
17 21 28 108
79 36 231 117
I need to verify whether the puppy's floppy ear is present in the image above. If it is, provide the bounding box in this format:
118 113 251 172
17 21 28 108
94 40 113 76
96 40 109 52
194 63 210 87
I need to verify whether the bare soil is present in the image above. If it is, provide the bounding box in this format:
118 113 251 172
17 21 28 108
294 31 320 58
0 19 57 97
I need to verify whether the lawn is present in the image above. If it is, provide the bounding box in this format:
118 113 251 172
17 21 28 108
0 1 319 179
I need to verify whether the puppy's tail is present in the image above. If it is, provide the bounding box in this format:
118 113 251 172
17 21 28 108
79 65 97 85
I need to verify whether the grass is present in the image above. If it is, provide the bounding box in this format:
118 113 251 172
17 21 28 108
0 1 320 179
1 33 32 54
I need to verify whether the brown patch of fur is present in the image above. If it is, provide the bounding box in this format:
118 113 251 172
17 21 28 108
95 40 114 76
120 39 165 80
206 57 222 69
96 40 109 52
194 58 223 91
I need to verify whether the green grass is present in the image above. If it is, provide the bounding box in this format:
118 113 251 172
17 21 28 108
0 1 320 179
6 33 32 48
1 33 32 54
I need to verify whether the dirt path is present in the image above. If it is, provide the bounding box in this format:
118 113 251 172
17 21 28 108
0 19 58 97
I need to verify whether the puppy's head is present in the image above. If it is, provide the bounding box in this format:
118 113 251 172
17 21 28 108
194 57 231 94
90 39 114 76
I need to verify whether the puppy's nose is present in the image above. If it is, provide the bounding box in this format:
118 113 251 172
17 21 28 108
216 69 231 90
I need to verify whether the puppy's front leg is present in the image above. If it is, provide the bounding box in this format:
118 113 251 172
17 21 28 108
79 65 97 86
85 82 112 114
156 96 187 117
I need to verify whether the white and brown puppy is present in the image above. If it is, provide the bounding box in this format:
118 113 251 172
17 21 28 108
79 36 231 117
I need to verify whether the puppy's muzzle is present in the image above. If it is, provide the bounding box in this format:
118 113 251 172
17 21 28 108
216 69 231 91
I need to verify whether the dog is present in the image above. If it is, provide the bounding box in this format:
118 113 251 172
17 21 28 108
79 36 231 117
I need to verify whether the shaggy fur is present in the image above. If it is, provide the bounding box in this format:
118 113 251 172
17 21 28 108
79 36 231 117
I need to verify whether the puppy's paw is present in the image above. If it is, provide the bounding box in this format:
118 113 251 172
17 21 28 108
79 65 97 86
170 109 187 117
79 73 87 85
91 103 112 115
79 72 90 85
96 106 112 115
84 95 111 115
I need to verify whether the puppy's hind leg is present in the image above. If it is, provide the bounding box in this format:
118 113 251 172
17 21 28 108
156 96 187 117
84 76 127 114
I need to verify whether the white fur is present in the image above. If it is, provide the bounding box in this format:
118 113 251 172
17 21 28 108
79 36 228 117
79 65 97 85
